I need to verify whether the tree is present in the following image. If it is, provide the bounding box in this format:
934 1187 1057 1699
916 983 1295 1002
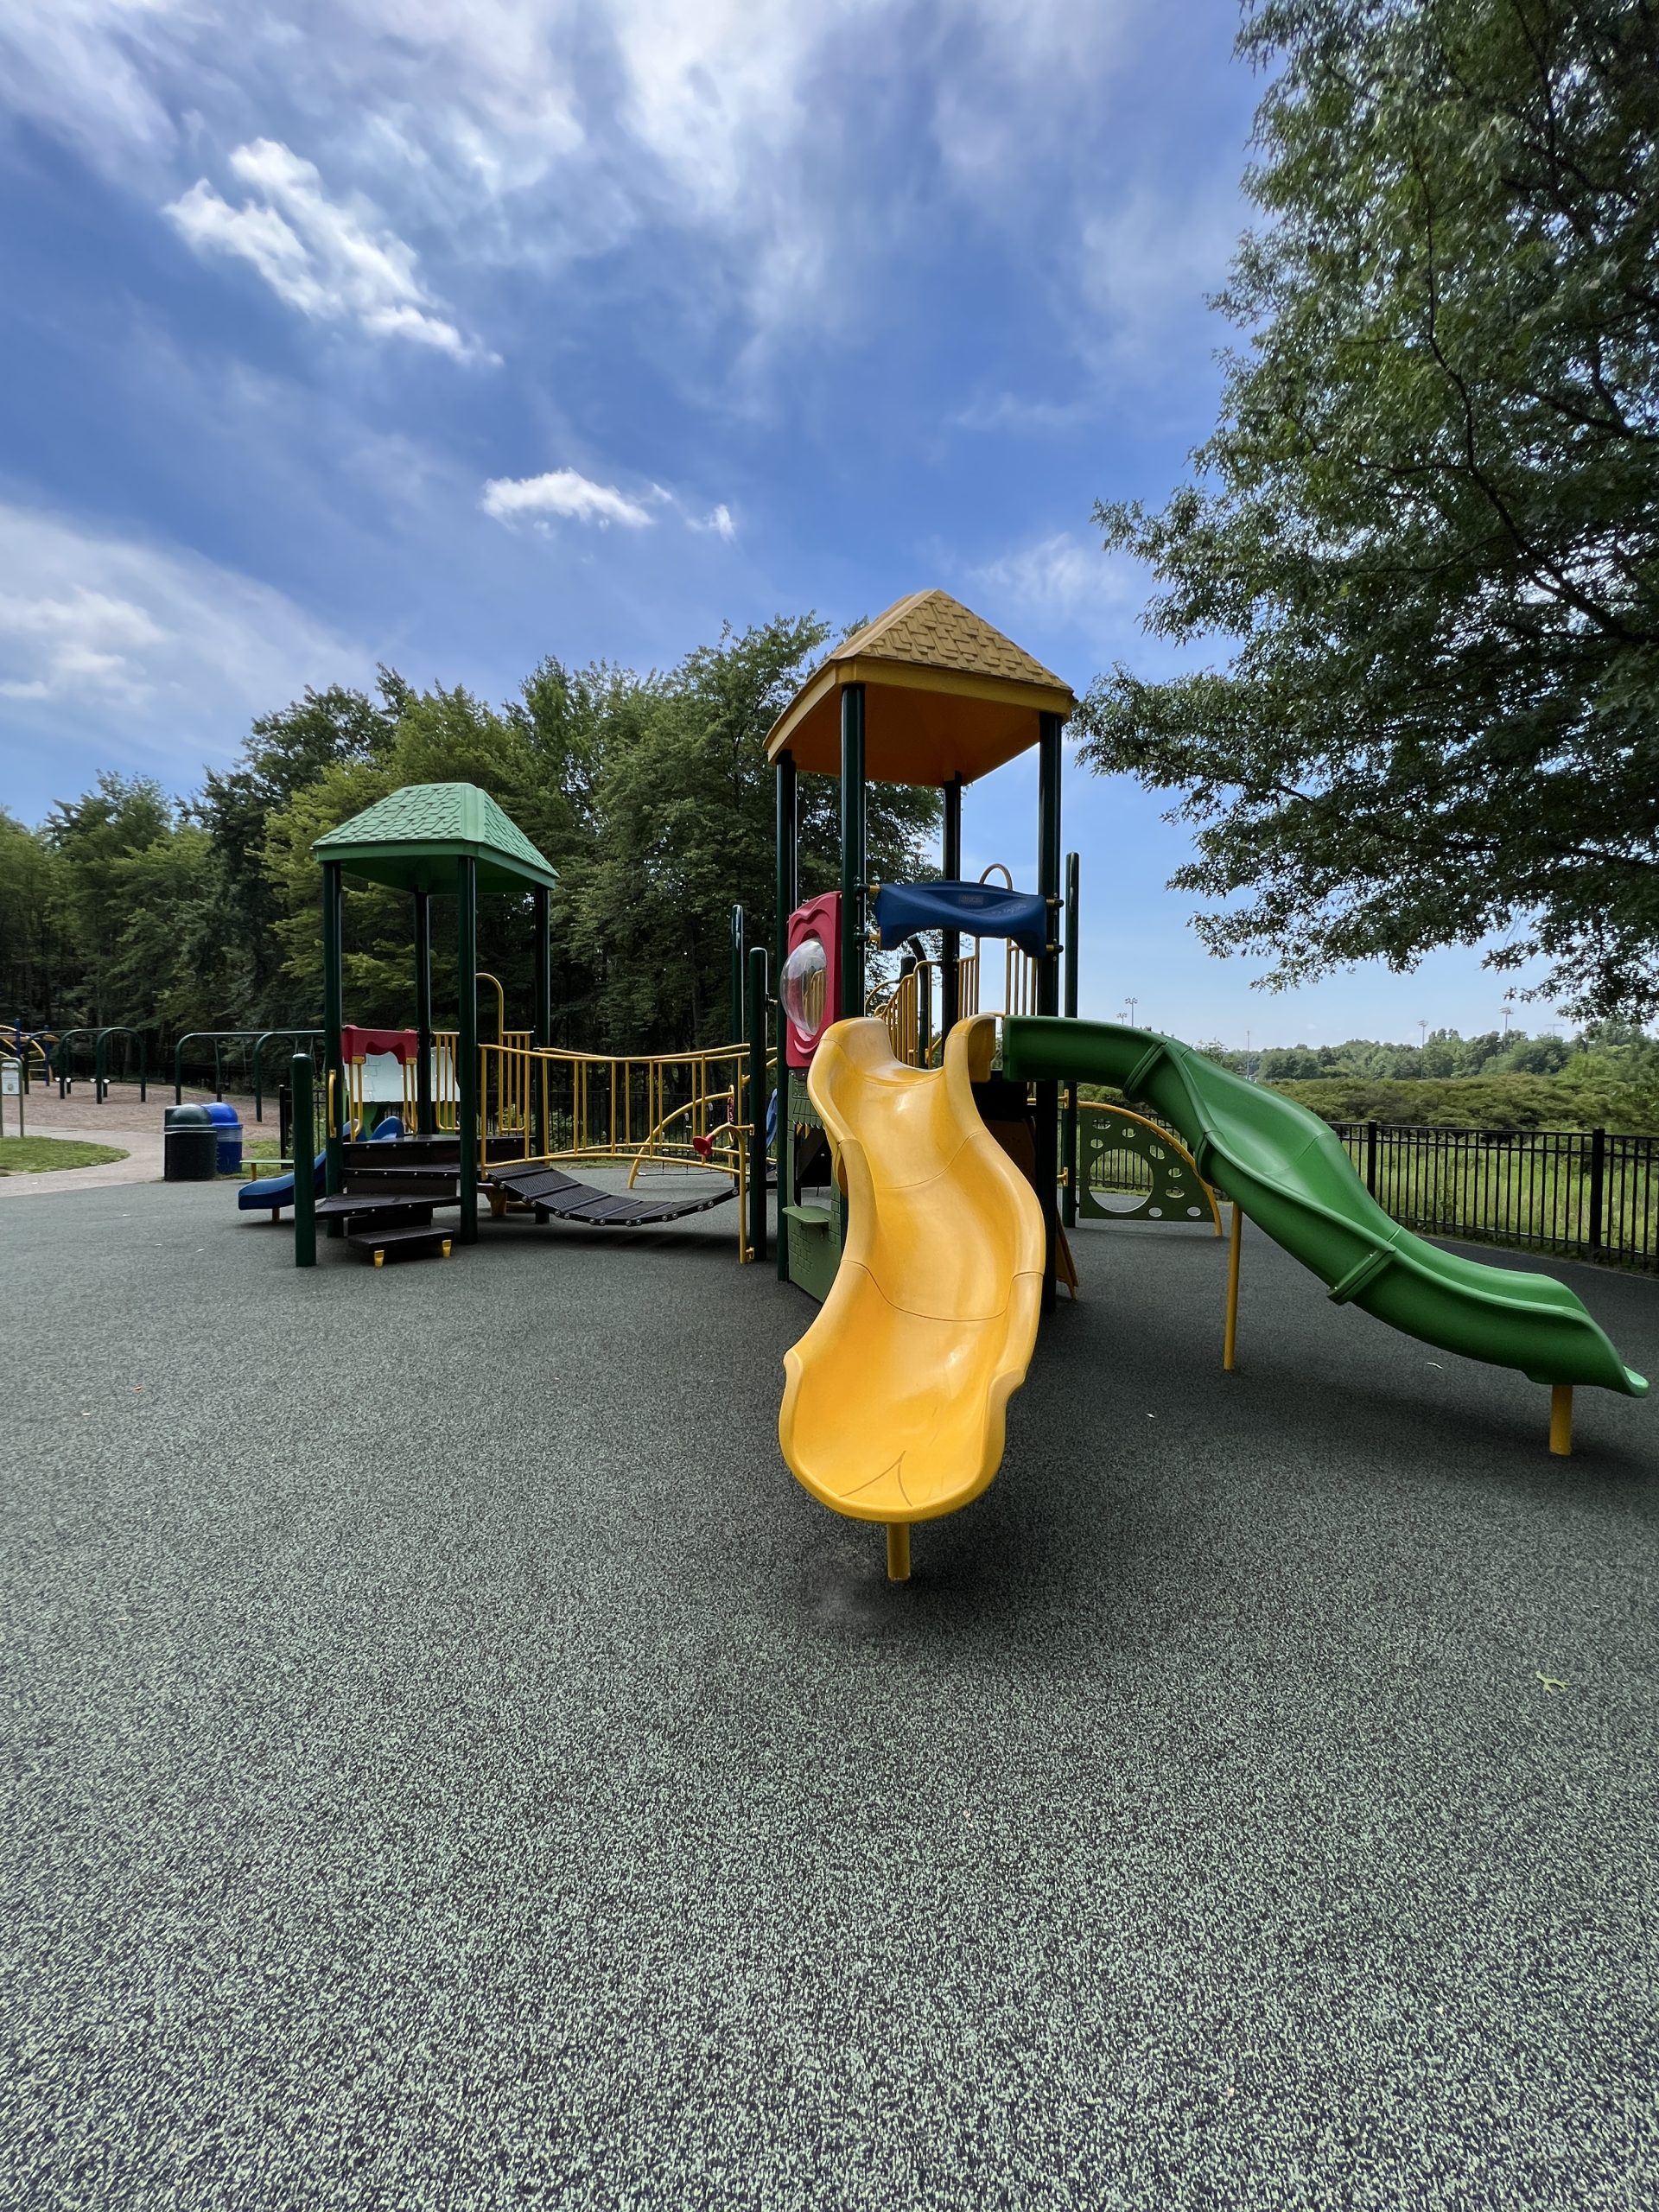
563 615 939 1051
0 811 69 1027
197 676 405 1020
42 775 175 1027
1078 0 1659 1019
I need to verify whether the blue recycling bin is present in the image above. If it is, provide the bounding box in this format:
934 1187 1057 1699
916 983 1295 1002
206 1100 242 1174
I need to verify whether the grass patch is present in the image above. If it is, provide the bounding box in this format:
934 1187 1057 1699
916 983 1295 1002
0 1136 129 1175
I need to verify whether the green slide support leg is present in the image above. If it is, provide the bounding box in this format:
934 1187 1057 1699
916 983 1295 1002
1001 1018 1648 1403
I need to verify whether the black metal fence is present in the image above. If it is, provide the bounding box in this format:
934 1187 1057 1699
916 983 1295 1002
1332 1122 1659 1271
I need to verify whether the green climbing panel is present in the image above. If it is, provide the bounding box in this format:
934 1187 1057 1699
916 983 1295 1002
783 1067 842 1301
1080 1103 1219 1228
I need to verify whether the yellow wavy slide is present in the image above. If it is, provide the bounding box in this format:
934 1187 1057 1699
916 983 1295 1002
779 1014 1044 1577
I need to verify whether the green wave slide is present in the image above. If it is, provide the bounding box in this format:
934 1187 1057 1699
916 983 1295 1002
1001 1018 1647 1399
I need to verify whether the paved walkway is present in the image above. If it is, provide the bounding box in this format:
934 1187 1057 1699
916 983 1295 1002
0 1084 269 1199
0 1128 160 1198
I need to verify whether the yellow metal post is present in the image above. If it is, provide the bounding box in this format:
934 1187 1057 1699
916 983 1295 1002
886 1524 911 1582
1549 1383 1573 1457
1223 1202 1243 1371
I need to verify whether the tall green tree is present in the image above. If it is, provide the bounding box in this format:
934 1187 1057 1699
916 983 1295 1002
42 775 175 1027
567 615 940 1050
0 810 69 1027
197 676 406 1020
1079 0 1659 1018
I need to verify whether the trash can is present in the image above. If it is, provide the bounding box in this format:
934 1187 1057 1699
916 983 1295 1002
206 1101 243 1175
163 1103 218 1183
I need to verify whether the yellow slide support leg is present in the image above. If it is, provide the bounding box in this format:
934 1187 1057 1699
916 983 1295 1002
1549 1383 1573 1457
886 1524 911 1583
1223 1203 1243 1371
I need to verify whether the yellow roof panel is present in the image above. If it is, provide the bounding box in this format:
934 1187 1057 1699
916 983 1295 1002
766 590 1075 785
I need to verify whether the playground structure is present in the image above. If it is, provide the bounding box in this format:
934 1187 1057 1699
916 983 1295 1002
758 591 1646 1579
281 781 764 1268
226 588 1645 1584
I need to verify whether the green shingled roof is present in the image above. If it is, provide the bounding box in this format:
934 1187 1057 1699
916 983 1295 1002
312 782 557 894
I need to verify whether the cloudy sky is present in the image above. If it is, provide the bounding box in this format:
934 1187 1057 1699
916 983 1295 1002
0 1 1554 1044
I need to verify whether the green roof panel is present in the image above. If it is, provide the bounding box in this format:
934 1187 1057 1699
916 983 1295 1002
311 782 558 894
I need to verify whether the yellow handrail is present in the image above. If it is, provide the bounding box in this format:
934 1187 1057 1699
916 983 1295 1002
626 1098 743 1186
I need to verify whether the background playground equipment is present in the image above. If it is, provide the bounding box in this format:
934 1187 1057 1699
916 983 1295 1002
173 1030 322 1119
1002 1018 1649 1455
54 1026 147 1103
288 780 766 1268
1077 1100 1222 1231
304 780 557 1257
767 589 1072 1325
4 1027 57 1090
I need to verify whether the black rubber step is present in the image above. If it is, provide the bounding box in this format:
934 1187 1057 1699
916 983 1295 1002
341 1172 460 1198
346 1223 454 1264
315 1195 437 1226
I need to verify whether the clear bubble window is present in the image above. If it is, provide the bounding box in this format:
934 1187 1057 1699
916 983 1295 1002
781 935 829 1039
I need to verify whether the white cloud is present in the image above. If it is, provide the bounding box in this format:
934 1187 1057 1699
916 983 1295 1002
0 503 363 772
480 469 656 530
0 2 1175 359
691 502 736 543
1078 179 1243 362
165 139 495 363
971 532 1136 624
0 586 166 703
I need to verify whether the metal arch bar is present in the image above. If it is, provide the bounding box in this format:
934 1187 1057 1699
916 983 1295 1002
92 1027 147 1104
251 1031 324 1123
56 1027 99 1097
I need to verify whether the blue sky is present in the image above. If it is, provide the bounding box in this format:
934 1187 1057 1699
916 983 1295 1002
0 1 1560 1047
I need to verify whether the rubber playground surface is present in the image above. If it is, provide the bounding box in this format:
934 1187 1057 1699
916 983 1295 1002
3 1182 1656 2210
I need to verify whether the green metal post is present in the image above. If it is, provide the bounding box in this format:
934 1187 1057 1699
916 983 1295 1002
531 883 550 1154
747 944 768 1266
1063 850 1080 1231
414 887 435 1137
1036 712 1064 1312
456 856 479 1244
839 684 866 1020
321 860 346 1201
291 1054 316 1268
730 905 746 1043
774 750 798 987
941 775 963 1042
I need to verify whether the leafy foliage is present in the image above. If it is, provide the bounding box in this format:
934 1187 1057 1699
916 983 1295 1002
1079 0 1659 1018
1 615 941 1066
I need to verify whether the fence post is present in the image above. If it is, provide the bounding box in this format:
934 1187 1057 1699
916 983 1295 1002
1365 1119 1378 1199
1588 1128 1605 1256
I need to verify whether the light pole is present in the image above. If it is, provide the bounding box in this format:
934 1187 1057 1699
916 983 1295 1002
1121 995 1139 1027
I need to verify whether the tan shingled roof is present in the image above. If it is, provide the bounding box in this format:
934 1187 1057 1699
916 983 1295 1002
837 590 1069 692
765 589 1074 785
